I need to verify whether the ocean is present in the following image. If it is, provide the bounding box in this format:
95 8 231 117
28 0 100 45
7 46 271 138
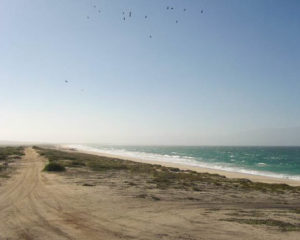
66 144 300 180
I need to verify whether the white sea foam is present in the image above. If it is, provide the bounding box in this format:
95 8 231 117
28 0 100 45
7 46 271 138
257 162 267 166
63 144 300 181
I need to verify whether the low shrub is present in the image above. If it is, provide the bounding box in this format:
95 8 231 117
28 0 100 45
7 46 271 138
43 162 66 172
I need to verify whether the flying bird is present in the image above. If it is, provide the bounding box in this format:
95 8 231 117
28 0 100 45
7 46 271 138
149 35 152 38
145 15 147 19
123 17 126 21
201 10 204 14
65 80 68 83
184 8 187 12
86 16 90 19
129 11 132 17
166 6 169 10
176 20 178 23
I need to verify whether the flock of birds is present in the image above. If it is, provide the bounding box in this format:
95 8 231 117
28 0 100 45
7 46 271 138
64 4 204 87
85 4 204 39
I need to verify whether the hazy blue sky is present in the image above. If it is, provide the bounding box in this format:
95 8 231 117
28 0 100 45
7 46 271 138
0 0 300 145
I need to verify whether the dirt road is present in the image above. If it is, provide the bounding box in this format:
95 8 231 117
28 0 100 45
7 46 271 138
0 148 126 240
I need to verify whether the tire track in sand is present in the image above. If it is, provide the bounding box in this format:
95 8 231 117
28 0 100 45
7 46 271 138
0 147 122 240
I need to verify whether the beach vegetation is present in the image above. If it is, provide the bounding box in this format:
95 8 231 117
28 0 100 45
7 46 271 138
35 147 300 193
226 210 265 217
0 146 24 178
0 146 24 162
43 162 66 172
222 218 300 231
136 194 147 198
0 165 6 171
151 195 161 201
82 183 95 187
292 208 300 214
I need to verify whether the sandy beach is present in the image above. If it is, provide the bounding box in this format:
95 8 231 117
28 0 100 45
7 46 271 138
61 146 300 186
1 146 300 240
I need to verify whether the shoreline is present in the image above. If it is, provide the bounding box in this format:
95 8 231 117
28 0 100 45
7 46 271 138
59 146 300 186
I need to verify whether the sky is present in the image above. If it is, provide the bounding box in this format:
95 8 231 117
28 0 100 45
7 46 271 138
0 0 300 145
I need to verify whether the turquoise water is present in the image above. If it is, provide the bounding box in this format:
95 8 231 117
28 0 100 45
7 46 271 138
68 145 300 180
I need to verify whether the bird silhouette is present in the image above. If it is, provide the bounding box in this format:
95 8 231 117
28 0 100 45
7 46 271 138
65 80 68 83
82 2 203 43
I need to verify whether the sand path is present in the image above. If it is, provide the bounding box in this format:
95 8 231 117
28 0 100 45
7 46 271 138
0 147 122 240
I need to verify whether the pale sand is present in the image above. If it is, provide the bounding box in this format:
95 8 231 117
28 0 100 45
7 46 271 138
61 147 300 186
2 147 299 239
